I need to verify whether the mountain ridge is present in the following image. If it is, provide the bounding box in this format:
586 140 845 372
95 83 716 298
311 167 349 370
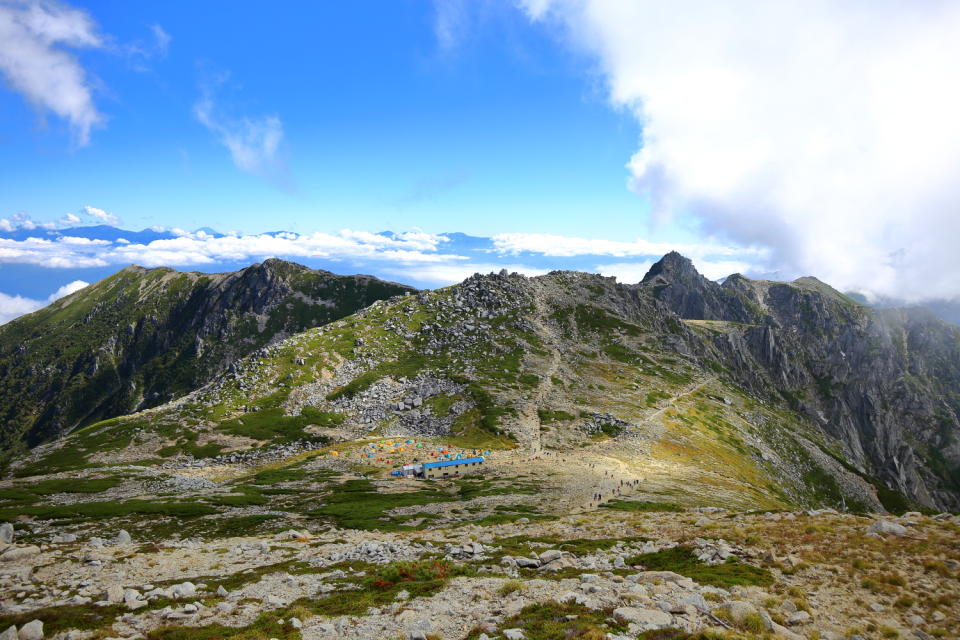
0 259 413 462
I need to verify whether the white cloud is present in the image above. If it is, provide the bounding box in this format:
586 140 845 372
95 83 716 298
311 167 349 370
0 211 84 231
0 0 104 147
150 24 170 57
81 205 119 225
0 279 88 325
434 0 468 51
594 261 653 284
0 229 462 270
194 76 288 183
0 291 43 325
521 1 960 301
491 232 760 262
48 279 87 300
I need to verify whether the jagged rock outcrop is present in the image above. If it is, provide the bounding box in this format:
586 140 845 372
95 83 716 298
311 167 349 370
639 252 758 323
0 259 412 459
642 255 960 510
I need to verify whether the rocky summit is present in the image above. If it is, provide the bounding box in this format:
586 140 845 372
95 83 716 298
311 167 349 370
0 255 958 640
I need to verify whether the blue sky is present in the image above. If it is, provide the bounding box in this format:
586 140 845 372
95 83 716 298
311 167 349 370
2 1 960 323
0 1 652 236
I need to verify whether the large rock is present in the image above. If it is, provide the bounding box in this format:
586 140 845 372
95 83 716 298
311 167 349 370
0 524 13 544
0 626 17 640
612 607 673 629
18 621 41 640
114 530 132 545
867 520 908 537
538 550 563 564
0 546 40 562
725 601 759 623
105 585 124 603
170 582 197 599
632 571 690 585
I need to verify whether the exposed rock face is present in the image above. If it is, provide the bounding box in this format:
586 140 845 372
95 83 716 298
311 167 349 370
640 252 758 323
0 259 412 458
640 255 960 510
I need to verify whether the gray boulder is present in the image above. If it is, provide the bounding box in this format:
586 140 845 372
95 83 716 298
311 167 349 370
0 523 13 544
0 546 40 563
18 621 41 640
866 520 908 537
0 626 17 640
538 550 563 564
612 607 672 629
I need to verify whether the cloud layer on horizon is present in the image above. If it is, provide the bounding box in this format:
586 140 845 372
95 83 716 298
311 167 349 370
0 278 87 325
0 218 761 284
520 0 960 302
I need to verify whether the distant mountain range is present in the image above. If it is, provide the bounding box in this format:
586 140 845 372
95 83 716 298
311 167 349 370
5 253 959 513
2 224 955 327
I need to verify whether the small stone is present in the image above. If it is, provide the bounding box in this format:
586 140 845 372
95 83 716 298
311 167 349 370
503 630 525 640
216 586 228 597
931 611 945 622
869 603 886 612
18 621 42 640
289 618 302 629
114 530 132 545
0 625 17 640
0 524 15 544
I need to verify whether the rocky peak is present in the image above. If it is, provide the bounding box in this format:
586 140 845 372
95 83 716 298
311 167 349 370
637 252 756 323
641 251 703 286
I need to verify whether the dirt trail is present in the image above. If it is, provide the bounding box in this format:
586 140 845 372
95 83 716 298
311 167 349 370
511 290 564 454
644 376 715 424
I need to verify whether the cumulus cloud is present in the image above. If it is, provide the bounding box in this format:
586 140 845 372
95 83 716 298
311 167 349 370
521 1 960 301
0 291 43 324
0 279 89 325
194 75 288 185
0 211 86 231
0 0 104 147
48 279 87 300
80 205 119 225
0 229 462 270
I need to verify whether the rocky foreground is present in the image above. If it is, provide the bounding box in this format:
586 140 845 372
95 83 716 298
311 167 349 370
1 505 957 640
